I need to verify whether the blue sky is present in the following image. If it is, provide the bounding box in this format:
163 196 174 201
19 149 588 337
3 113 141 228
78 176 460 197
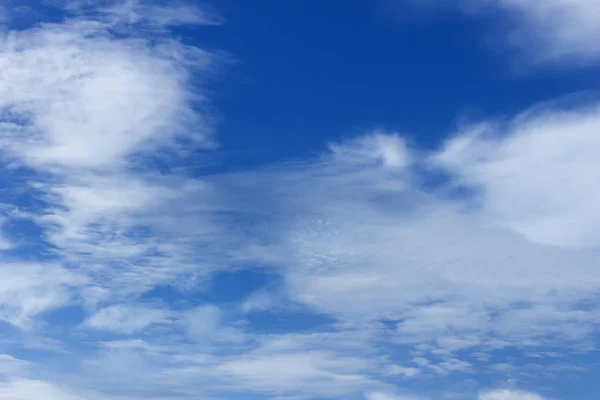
0 1 600 399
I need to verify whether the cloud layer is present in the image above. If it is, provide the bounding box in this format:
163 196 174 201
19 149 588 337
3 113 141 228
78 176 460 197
0 1 598 400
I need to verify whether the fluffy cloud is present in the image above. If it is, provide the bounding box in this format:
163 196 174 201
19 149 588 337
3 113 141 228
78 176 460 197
434 101 600 248
0 19 211 169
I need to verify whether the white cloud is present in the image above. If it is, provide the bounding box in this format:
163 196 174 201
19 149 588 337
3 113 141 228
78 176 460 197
210 100 600 367
0 378 147 400
62 329 392 399
397 304 488 342
0 354 30 376
0 0 221 330
329 133 411 169
436 358 472 373
2 94 593 398
0 0 221 303
183 305 222 339
484 0 600 64
365 392 421 400
98 0 224 28
182 305 246 344
479 389 545 400
0 1 598 399
0 217 13 250
83 304 171 334
37 174 177 261
433 102 600 248
0 19 211 170
386 364 421 377
402 0 600 65
240 290 276 312
0 263 86 328
0 379 87 400
217 351 374 397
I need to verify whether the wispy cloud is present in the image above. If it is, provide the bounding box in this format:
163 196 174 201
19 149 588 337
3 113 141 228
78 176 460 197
0 1 231 396
483 0 600 65
0 262 86 328
0 217 14 250
366 393 422 400
0 0 222 314
395 0 600 66
479 389 546 400
0 379 87 400
199 98 600 386
98 0 224 28
0 1 597 399
83 304 171 334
